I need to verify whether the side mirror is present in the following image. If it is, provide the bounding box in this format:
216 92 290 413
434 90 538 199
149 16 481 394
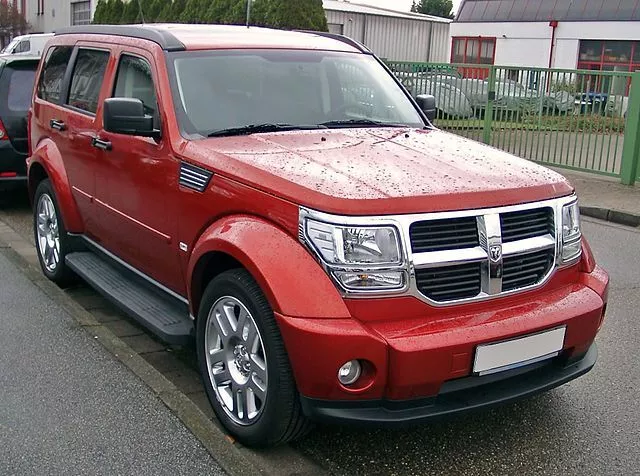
416 94 437 124
103 97 158 139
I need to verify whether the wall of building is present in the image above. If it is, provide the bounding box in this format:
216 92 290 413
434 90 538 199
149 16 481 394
26 0 97 34
450 20 640 69
325 9 450 62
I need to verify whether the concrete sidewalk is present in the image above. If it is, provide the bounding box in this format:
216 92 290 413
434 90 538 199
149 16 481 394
553 168 640 228
0 248 225 476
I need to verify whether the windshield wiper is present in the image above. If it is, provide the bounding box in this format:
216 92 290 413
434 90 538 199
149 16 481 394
319 119 410 128
207 123 326 137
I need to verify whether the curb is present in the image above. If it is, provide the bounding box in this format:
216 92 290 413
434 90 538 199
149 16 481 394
0 220 303 476
580 206 640 228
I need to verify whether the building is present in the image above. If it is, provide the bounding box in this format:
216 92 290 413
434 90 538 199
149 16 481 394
21 0 451 63
323 0 451 62
450 0 640 74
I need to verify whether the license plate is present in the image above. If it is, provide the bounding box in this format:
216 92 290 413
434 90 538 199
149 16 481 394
473 327 566 376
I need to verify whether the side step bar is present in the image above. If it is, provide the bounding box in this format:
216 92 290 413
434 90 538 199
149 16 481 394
65 251 193 345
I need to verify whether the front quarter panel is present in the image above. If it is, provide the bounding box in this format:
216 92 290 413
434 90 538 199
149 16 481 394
188 215 351 319
28 138 84 232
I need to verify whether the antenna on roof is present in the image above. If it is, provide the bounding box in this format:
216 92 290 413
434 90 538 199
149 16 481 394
136 0 146 24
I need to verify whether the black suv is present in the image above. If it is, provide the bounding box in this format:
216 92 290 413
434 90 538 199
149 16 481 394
0 56 39 191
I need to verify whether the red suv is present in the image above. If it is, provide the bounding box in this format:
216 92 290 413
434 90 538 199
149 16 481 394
28 25 609 447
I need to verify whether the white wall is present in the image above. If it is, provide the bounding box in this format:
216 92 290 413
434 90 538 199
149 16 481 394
450 20 640 69
26 0 98 34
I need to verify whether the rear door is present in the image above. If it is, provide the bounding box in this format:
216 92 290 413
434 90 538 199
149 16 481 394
0 59 39 155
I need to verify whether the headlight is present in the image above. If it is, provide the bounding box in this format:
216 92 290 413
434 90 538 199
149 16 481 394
303 217 406 291
305 220 401 265
561 200 581 264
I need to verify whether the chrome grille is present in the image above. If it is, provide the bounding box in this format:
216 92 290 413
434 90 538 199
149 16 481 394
503 249 555 292
415 263 481 302
501 208 554 243
410 204 558 304
410 217 479 253
179 162 213 192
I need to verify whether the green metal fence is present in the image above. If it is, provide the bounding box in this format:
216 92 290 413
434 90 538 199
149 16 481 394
386 61 640 186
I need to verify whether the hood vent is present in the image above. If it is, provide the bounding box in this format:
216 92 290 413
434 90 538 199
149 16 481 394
179 162 213 192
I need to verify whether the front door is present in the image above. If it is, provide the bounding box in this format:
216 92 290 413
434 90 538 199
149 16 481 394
93 49 184 295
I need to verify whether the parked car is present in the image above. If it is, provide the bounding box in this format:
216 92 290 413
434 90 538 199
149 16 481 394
1 33 54 58
0 56 40 191
28 25 608 448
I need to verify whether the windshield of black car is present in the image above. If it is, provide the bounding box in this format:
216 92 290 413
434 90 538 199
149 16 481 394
167 49 425 137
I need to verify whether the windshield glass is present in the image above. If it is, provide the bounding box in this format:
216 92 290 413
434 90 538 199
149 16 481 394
168 50 425 137
1 39 20 54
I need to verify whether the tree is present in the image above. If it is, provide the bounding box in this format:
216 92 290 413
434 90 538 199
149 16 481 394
411 0 454 19
140 0 162 22
156 0 173 21
180 0 210 23
0 2 29 38
170 0 188 21
205 0 246 24
92 0 108 23
262 0 328 31
106 0 125 24
120 0 141 23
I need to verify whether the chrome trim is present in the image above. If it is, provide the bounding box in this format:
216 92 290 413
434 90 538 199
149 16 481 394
81 236 190 305
299 194 580 307
179 162 213 192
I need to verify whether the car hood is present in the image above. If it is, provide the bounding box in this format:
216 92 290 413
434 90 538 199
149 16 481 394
184 128 573 215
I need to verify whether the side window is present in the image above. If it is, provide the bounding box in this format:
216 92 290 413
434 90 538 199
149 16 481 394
37 46 73 104
113 54 158 123
16 40 30 53
67 49 110 114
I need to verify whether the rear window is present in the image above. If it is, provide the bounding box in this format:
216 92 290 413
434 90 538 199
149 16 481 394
0 63 38 115
7 67 37 111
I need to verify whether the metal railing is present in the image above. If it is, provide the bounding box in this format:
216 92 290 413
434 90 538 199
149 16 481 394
386 61 640 185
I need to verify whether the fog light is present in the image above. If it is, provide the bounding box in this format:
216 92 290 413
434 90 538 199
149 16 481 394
338 360 361 386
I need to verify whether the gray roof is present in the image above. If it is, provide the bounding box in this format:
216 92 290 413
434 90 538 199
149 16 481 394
323 0 452 23
456 0 640 22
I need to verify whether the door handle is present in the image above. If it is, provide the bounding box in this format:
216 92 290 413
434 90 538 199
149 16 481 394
91 137 112 151
50 119 66 131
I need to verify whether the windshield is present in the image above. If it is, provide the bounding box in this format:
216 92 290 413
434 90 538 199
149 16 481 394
1 39 20 54
168 50 425 137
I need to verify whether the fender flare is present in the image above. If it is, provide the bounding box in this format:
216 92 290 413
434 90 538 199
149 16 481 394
28 139 84 232
188 215 351 319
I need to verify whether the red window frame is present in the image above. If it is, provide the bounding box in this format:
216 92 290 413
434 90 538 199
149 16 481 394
577 40 640 94
451 36 497 65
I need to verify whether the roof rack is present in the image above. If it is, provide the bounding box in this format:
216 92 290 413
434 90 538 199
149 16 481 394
295 30 371 53
54 25 185 52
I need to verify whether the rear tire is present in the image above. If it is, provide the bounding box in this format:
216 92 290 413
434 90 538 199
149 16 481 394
33 179 75 286
196 269 312 447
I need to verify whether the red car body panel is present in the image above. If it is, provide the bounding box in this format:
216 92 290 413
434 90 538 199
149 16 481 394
27 27 609 415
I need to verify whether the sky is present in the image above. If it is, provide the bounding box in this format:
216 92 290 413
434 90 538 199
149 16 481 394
354 0 463 16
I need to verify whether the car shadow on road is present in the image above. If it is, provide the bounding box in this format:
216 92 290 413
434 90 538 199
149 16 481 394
292 390 578 475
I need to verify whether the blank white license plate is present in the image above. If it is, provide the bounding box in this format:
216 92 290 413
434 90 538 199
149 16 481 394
473 327 566 376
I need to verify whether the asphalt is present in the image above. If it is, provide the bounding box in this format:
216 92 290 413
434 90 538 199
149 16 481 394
0 250 225 475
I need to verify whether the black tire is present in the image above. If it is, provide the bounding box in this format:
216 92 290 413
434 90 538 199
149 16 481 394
196 269 312 447
33 179 76 286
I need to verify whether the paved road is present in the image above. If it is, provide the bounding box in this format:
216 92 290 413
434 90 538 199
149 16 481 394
0 248 224 475
2 190 639 475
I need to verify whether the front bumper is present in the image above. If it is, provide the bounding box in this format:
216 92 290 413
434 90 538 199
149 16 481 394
300 343 596 425
275 265 608 419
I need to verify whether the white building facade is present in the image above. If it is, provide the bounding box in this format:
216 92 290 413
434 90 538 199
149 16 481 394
450 0 640 73
26 0 94 33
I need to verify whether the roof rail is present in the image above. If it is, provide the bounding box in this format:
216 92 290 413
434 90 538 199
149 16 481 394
54 25 185 52
295 30 371 53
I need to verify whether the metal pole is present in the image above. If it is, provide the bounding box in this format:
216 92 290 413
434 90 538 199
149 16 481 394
246 0 251 27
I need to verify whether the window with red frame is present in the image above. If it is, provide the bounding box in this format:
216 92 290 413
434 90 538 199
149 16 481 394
577 40 640 94
451 37 496 65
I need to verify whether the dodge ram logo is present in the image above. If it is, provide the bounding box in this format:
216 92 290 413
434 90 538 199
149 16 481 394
489 245 502 262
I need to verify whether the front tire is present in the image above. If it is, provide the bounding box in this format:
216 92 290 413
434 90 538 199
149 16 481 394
33 179 75 285
196 269 311 447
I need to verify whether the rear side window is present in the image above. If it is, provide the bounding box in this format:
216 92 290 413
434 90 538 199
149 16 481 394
7 67 37 111
67 49 110 114
15 40 30 54
37 46 73 104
